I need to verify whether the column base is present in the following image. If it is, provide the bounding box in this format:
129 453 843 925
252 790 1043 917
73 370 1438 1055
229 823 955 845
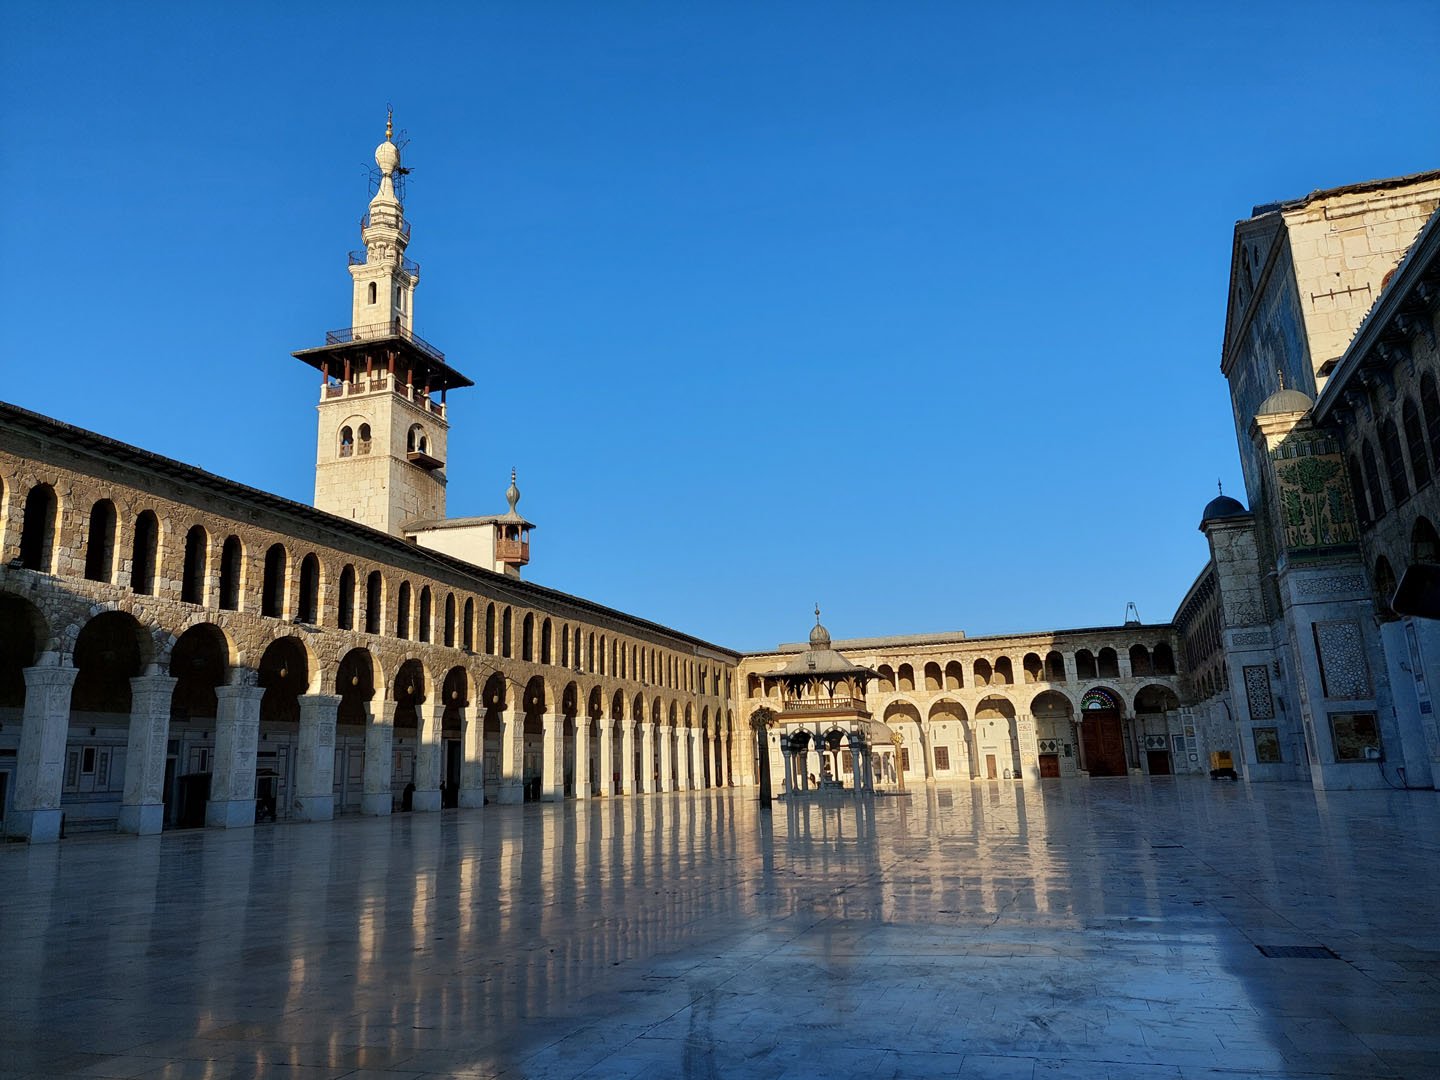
412 789 441 812
542 787 564 803
206 799 256 829
497 780 523 804
361 792 393 816
458 787 485 808
117 802 164 835
295 794 334 822
7 808 62 844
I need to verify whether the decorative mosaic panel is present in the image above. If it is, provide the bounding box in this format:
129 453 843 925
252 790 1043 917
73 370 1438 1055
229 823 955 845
1295 574 1367 599
1314 620 1372 700
1243 664 1275 720
1271 448 1357 550
1232 630 1270 647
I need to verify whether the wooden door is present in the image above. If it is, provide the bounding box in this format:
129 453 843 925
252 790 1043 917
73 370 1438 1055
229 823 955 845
985 754 998 779
1146 749 1172 776
1081 712 1127 776
1038 753 1060 778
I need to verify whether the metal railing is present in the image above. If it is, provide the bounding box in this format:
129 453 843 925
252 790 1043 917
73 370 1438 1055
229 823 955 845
347 251 421 278
360 212 411 239
323 319 445 363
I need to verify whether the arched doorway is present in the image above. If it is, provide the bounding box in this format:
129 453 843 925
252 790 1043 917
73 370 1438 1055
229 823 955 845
974 696 1019 779
335 649 376 814
67 611 150 831
480 672 507 803
257 636 310 821
1134 685 1181 776
1029 690 1074 779
168 624 231 826
0 595 48 837
440 666 469 807
389 659 427 809
1079 686 1127 776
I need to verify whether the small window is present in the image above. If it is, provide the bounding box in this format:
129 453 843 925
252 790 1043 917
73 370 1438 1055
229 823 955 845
934 746 950 771
358 423 371 456
368 281 377 305
339 426 354 458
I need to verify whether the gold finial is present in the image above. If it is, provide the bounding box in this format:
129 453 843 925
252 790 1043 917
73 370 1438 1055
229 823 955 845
386 106 393 141
815 603 821 624
1276 367 1285 391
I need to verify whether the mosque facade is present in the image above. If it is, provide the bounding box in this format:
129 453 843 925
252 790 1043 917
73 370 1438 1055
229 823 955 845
0 125 1436 842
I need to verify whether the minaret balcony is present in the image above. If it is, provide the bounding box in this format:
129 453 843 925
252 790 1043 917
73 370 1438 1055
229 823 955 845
325 319 444 364
348 250 420 278
496 538 530 565
360 211 411 239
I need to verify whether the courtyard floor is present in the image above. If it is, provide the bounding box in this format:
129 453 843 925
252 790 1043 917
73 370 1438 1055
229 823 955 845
2 777 1438 1079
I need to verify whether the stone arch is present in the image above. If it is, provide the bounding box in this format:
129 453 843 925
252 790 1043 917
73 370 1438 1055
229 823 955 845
417 585 433 643
877 664 896 692
84 498 118 583
1075 649 1097 680
19 482 58 573
973 658 992 686
336 648 377 725
1097 647 1120 679
1044 650 1066 681
297 552 321 624
337 565 357 630
927 698 970 777
1129 643 1152 676
993 657 1014 685
261 542 287 617
974 694 1019 779
1080 686 1124 714
897 663 915 691
1022 653 1042 683
1134 684 1180 716
0 593 50 710
179 524 209 605
944 660 964 690
71 610 151 715
923 662 942 691
1412 516 1440 563
258 636 314 726
131 509 160 596
168 623 233 721
1152 642 1175 676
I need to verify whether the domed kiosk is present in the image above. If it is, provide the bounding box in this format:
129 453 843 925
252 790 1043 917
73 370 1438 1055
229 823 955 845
757 608 899 797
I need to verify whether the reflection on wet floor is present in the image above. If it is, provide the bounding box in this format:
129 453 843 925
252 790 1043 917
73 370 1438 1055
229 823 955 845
2 778 1438 1078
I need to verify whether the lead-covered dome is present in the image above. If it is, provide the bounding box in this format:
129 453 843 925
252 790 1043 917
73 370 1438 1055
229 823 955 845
1201 493 1248 526
1257 388 1313 416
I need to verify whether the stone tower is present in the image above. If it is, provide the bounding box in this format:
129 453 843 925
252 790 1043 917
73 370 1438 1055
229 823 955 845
293 113 473 535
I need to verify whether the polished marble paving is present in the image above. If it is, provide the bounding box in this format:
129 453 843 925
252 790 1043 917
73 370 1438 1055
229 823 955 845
2 778 1439 1079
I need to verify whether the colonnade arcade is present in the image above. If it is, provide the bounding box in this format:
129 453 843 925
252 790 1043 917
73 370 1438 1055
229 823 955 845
0 591 736 844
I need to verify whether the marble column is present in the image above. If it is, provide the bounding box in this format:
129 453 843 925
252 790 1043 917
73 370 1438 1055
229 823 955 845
458 705 484 808
7 664 78 843
575 715 591 799
119 674 176 835
498 703 524 804
294 693 339 822
208 683 264 828
921 721 937 782
659 723 675 791
597 718 614 797
412 701 444 812
639 721 655 794
360 689 393 816
620 720 636 795
690 726 705 790
716 723 729 786
541 713 564 802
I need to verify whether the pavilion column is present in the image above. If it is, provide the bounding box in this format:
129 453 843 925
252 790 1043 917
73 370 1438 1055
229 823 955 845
209 683 264 828
119 674 176 835
718 722 731 786
7 664 78 843
361 689 394 816
659 723 675 791
294 693 340 822
921 721 937 782
541 713 564 802
690 725 705 791
639 722 655 794
413 700 444 811
498 702 524 804
598 719 615 796
620 719 636 795
575 715 591 799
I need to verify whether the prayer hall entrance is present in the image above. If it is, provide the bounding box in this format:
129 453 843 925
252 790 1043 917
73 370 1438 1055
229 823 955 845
1080 688 1128 777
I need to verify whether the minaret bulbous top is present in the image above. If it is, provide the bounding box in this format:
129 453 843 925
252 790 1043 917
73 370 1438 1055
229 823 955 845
809 604 832 649
505 468 521 516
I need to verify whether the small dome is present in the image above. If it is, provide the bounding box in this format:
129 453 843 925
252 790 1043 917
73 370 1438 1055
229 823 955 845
809 621 832 649
1257 388 1313 417
1201 494 1248 524
505 468 520 514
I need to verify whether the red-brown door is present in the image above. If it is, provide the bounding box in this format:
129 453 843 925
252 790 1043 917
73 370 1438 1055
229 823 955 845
985 753 998 779
1146 750 1172 776
1081 712 1127 776
1039 753 1061 778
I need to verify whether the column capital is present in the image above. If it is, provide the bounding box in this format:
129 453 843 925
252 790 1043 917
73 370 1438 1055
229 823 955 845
298 693 343 709
217 683 266 707
23 664 78 690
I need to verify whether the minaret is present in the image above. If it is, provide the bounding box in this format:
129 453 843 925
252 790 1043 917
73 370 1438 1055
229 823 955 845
293 114 474 536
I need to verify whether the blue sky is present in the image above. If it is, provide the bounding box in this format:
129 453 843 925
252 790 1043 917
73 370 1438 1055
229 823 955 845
4 2 1437 651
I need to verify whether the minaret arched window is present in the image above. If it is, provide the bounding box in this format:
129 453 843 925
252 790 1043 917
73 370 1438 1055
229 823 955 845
296 554 320 623
339 427 354 458
338 565 356 630
131 510 159 595
1380 418 1410 505
358 424 372 456
181 525 208 605
84 499 117 582
365 571 383 634
261 543 287 617
219 536 243 610
1403 398 1432 490
396 581 412 639
368 281 377 305
19 483 57 573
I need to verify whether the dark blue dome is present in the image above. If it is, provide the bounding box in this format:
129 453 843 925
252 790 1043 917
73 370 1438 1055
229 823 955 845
1200 494 1248 527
